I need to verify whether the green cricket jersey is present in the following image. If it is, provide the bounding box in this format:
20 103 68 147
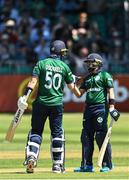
80 71 114 104
32 57 73 106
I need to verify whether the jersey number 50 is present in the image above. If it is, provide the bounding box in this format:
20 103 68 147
44 71 62 90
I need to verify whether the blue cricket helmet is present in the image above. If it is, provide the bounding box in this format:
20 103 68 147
84 53 103 63
84 53 103 73
50 40 68 55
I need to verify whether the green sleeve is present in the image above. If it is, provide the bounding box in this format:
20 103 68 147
64 65 73 84
32 62 40 77
103 72 114 88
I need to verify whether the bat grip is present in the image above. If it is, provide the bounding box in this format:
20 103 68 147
24 89 32 102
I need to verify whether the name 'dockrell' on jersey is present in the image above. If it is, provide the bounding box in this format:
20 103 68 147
46 64 63 73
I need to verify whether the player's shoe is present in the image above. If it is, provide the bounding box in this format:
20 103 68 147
100 166 110 172
100 164 114 172
84 165 94 172
74 165 94 172
26 156 36 173
52 164 65 173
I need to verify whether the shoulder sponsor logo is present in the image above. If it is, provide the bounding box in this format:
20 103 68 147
95 76 100 81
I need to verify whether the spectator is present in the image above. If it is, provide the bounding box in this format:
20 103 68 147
69 46 89 76
15 42 27 65
29 0 46 19
56 0 79 15
0 34 10 66
34 39 50 60
17 10 35 44
86 0 108 39
0 33 16 66
26 48 38 66
73 12 90 31
52 12 73 42
30 20 51 44
72 12 90 42
0 0 127 74
4 19 19 44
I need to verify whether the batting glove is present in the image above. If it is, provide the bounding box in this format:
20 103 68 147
17 96 28 110
72 74 76 84
109 108 120 121
72 74 82 84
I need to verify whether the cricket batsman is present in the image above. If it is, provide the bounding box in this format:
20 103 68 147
74 53 120 172
17 40 80 173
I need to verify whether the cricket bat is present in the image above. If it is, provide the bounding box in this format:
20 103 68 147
97 117 115 167
5 90 31 142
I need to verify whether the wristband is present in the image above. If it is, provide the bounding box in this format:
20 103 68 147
24 87 33 96
109 99 115 105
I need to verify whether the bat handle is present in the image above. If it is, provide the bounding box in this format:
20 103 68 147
24 89 32 102
109 117 115 127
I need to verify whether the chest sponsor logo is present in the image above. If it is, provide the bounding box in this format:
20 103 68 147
87 88 102 93
63 78 129 103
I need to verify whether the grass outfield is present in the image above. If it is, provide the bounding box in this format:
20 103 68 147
0 113 129 179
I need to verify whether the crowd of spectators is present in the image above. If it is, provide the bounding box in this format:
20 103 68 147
0 0 128 75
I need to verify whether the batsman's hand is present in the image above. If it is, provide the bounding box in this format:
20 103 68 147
17 96 28 110
109 108 120 121
72 74 84 85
